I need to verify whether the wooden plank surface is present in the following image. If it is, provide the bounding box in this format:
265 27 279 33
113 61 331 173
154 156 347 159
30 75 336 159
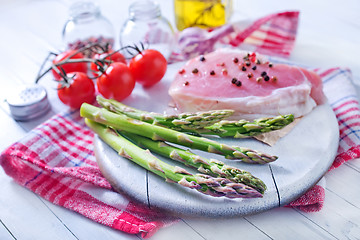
326 164 360 209
0 170 78 240
40 199 141 240
0 0 360 240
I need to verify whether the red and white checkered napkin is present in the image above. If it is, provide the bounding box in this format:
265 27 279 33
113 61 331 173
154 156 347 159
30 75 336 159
286 67 360 211
169 11 299 62
0 112 177 238
1 11 359 238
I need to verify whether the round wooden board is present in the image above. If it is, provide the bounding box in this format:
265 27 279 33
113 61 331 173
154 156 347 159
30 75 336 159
94 103 339 217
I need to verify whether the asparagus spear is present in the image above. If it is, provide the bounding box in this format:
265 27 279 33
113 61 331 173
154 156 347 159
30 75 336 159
80 103 278 164
198 115 294 138
97 96 234 130
97 96 294 137
85 119 263 198
122 132 266 194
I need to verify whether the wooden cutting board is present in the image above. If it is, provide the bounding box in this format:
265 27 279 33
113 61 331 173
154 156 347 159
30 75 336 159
94 103 338 217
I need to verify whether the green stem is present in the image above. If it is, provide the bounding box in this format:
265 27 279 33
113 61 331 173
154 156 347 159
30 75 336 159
123 132 267 194
96 96 293 138
80 103 278 164
85 119 263 198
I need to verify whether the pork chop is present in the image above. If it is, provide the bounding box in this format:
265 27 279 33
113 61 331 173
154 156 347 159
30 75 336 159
168 49 325 120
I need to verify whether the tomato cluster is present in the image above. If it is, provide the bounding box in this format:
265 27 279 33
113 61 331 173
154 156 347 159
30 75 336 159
51 47 167 109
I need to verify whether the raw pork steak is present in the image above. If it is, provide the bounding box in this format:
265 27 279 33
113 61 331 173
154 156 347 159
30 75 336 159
168 49 325 120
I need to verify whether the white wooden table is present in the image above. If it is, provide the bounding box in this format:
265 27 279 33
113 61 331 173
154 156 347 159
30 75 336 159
1 0 360 239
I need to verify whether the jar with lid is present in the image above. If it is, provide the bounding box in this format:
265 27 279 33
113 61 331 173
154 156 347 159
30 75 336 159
62 1 115 53
120 0 175 60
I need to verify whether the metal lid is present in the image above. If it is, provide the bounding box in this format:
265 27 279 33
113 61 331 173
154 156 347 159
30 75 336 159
6 84 51 121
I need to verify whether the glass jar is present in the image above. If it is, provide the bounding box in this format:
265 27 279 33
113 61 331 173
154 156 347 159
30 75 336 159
120 0 175 60
174 0 233 31
62 1 115 52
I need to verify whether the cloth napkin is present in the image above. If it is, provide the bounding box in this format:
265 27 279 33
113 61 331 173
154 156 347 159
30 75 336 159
286 66 360 211
1 11 360 238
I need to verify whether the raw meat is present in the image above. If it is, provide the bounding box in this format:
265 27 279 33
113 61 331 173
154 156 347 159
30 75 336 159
168 49 326 120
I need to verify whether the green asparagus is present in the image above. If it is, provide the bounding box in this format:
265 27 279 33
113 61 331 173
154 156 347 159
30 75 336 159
122 132 266 194
97 96 234 130
97 96 294 137
85 118 263 198
198 115 294 138
80 103 278 164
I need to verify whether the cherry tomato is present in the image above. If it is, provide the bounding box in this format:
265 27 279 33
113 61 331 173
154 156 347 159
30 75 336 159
52 50 88 80
57 72 95 109
129 49 167 87
90 51 127 77
97 62 135 101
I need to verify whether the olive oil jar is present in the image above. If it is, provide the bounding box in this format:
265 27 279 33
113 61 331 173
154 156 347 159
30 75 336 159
174 0 233 31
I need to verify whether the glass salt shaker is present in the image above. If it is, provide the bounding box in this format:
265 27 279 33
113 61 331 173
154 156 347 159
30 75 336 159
62 1 115 53
120 0 175 60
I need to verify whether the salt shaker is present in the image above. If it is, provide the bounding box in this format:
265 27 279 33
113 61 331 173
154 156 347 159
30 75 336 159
120 0 175 60
5 84 51 121
62 1 115 52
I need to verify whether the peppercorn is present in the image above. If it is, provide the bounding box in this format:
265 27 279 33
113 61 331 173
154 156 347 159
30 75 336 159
184 81 189 86
264 75 270 81
241 66 247 71
245 61 251 66
178 69 185 74
261 71 267 77
210 70 215 75
252 66 257 71
233 57 239 63
269 63 273 68
249 52 257 62
247 72 253 78
200 56 206 62
192 68 199 74
271 76 278 82
231 78 242 87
